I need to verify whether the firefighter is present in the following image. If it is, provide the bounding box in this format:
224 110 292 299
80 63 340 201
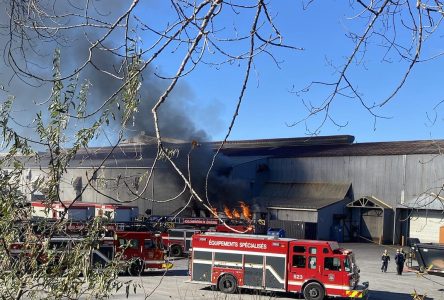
395 248 406 275
381 249 390 272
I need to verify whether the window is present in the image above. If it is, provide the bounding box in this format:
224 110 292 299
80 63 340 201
308 257 317 269
344 256 352 272
293 246 306 253
119 239 139 249
309 247 317 255
324 257 341 271
144 239 155 249
292 255 306 268
323 248 329 254
128 239 139 249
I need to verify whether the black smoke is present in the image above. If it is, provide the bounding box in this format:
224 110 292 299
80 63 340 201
0 0 251 217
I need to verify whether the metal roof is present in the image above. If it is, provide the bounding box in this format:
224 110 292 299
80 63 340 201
256 182 352 210
400 192 444 210
217 138 444 157
12 135 444 168
209 135 355 149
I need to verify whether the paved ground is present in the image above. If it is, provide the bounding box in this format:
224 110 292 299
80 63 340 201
110 243 444 299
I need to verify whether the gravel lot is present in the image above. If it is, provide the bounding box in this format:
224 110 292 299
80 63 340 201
110 243 444 300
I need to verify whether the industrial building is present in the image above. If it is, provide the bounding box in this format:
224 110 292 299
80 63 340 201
17 134 444 244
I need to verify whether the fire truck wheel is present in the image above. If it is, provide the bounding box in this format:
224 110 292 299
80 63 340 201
303 282 325 300
218 274 238 294
128 260 144 276
170 245 183 257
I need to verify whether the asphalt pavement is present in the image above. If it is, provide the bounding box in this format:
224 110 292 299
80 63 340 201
108 243 444 300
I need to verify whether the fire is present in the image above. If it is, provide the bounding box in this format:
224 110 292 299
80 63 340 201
239 201 252 221
223 205 233 219
232 208 241 219
211 207 217 218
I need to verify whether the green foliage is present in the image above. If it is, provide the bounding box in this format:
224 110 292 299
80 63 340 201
0 49 142 299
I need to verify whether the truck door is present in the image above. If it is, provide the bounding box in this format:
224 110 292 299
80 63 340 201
288 242 321 293
321 255 344 295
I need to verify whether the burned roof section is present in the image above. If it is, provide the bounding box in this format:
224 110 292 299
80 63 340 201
213 136 444 158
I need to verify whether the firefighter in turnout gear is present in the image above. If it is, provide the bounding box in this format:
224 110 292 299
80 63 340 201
381 249 390 272
395 248 406 275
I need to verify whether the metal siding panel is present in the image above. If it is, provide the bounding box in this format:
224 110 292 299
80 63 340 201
266 256 286 280
244 267 263 288
269 155 406 209
244 255 264 288
192 263 212 282
268 220 312 239
274 210 317 222
405 154 444 209
265 256 285 290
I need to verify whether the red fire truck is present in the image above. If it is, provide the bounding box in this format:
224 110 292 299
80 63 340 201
189 232 368 299
161 228 201 257
149 215 266 257
10 229 172 276
115 230 172 275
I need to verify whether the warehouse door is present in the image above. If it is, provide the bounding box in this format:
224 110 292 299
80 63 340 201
361 209 383 242
347 196 391 243
410 210 444 243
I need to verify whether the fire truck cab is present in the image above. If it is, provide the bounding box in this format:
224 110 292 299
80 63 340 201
189 232 368 299
116 231 172 275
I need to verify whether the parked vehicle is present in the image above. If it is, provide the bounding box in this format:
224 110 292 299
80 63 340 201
189 232 368 299
161 228 200 257
10 229 172 276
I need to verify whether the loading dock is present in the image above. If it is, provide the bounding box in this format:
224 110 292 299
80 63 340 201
347 196 393 244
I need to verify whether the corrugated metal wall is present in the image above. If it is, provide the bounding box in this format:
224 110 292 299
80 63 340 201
34 167 189 217
317 200 348 240
268 208 317 222
268 220 317 239
267 154 444 209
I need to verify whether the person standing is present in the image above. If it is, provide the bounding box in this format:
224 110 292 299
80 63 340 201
381 249 390 272
395 248 406 275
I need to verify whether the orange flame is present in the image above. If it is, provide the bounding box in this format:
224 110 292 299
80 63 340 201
211 207 218 218
232 208 241 219
224 205 233 219
239 201 252 221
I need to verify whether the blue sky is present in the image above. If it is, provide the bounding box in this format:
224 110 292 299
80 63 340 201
135 1 444 144
4 1 441 147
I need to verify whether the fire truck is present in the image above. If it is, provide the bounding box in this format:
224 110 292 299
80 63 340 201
189 232 368 299
10 226 172 276
161 228 201 257
148 215 266 257
114 230 172 274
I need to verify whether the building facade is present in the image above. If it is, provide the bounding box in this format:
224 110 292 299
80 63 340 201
16 135 444 244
